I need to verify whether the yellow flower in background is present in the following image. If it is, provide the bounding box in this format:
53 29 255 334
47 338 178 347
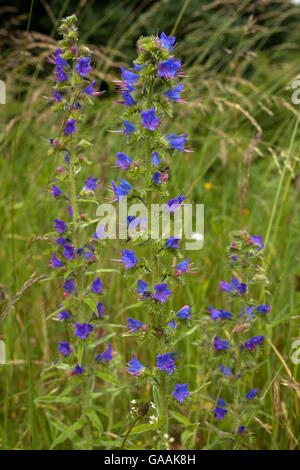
204 182 213 190
243 208 250 216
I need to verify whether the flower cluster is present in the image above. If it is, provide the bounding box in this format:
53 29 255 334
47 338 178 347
110 32 194 449
206 230 271 441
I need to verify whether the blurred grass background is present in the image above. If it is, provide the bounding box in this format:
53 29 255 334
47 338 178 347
0 0 300 449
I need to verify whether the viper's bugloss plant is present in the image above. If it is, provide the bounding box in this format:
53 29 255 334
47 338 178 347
43 15 114 449
204 230 271 449
110 32 197 450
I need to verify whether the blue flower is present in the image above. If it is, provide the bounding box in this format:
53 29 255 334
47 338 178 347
168 320 177 329
96 343 113 363
220 365 231 376
64 119 76 135
156 353 177 375
75 322 93 340
72 363 85 375
115 152 133 169
52 184 62 199
165 237 181 249
256 304 271 314
159 32 175 51
128 355 145 375
158 58 181 79
174 258 190 273
94 302 105 318
53 88 62 102
120 67 139 87
172 383 189 403
246 389 258 399
209 305 233 321
76 57 92 76
58 341 72 357
84 175 98 191
56 66 68 82
176 305 192 319
213 403 227 420
50 253 63 268
154 283 171 303
166 133 188 151
56 237 67 245
91 277 103 294
55 48 67 67
151 152 161 166
121 90 135 106
240 306 256 320
220 277 247 295
121 249 138 269
62 243 75 260
122 120 136 134
152 172 162 184
241 335 265 351
165 195 185 213
237 426 246 434
251 234 264 250
136 280 151 298
63 279 76 294
164 83 184 102
82 80 96 95
67 205 73 218
58 306 70 321
127 318 144 332
133 63 144 71
141 107 160 131
54 219 67 234
213 336 229 351
111 179 133 199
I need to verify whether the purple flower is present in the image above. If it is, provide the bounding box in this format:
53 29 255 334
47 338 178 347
122 120 136 134
241 335 265 351
67 205 73 218
209 305 233 321
172 383 189 403
213 336 229 351
152 172 162 184
246 389 258 399
63 279 75 294
75 322 93 340
120 67 139 87
256 304 271 314
240 306 256 320
94 302 105 318
220 277 247 295
154 283 171 303
220 365 231 376
82 80 96 95
165 237 181 249
176 305 192 319
165 195 185 213
115 152 133 169
121 249 138 269
53 88 62 102
84 175 98 191
168 320 177 329
151 152 161 166
96 343 113 363
159 32 175 51
50 253 63 268
213 402 227 420
62 243 75 260
52 184 62 199
91 277 103 294
164 83 184 102
58 306 70 321
121 90 135 106
64 119 76 136
237 426 246 434
156 353 177 375
56 66 68 82
58 341 72 357
76 57 92 76
141 107 160 131
174 258 190 274
158 58 181 79
111 179 133 200
251 234 264 250
166 133 188 151
136 280 151 298
127 318 144 332
55 48 67 67
133 63 144 71
56 237 67 245
72 363 85 375
128 355 145 375
54 219 67 234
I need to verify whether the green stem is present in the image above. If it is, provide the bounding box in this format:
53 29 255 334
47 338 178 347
160 364 169 449
120 415 140 450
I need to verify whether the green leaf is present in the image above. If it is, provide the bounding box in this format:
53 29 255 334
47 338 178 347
130 423 152 434
96 371 120 386
152 385 161 415
88 332 115 348
169 410 191 426
50 420 85 449
86 407 103 435
171 324 199 346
